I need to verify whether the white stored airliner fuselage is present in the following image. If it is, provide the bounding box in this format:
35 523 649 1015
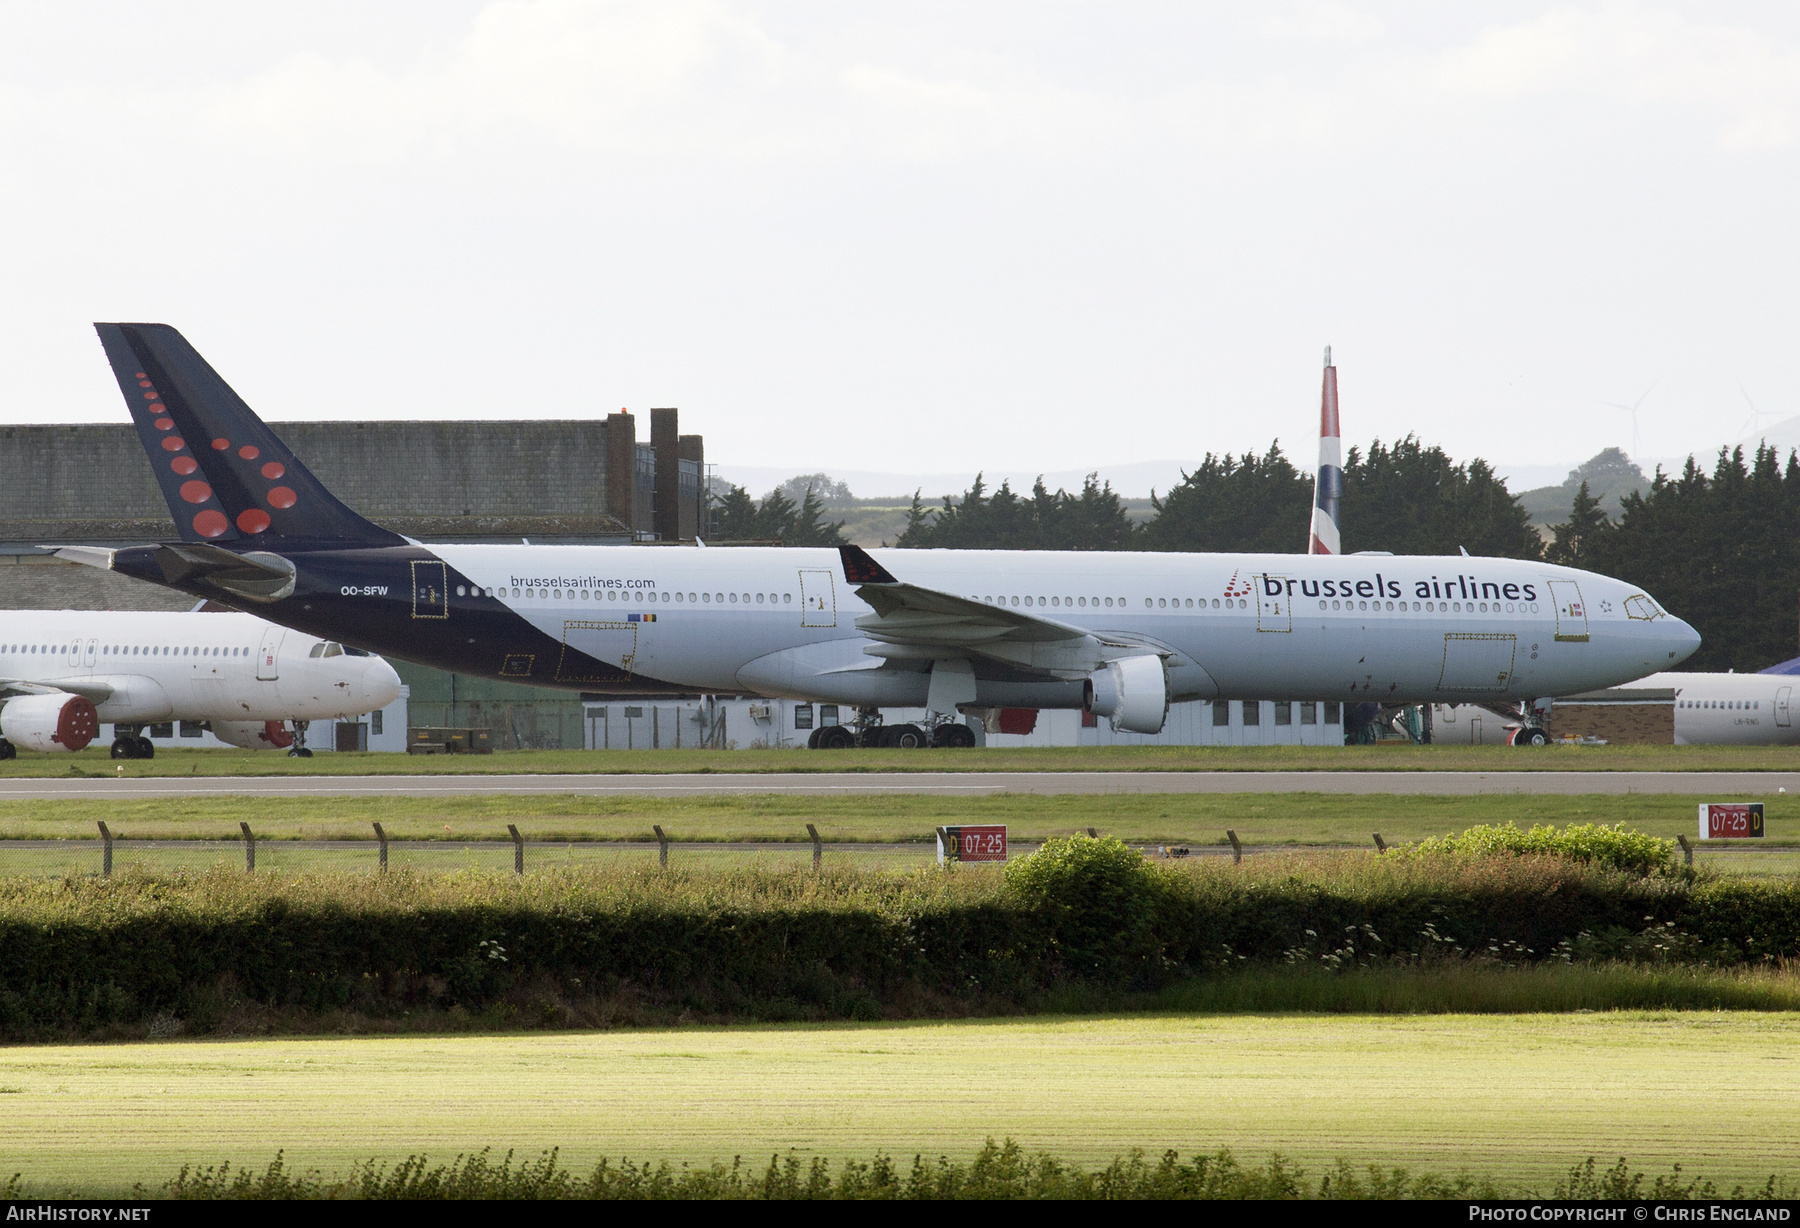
0 609 402 755
1631 671 1800 746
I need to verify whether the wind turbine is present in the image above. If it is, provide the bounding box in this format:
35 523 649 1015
1597 382 1655 461
1738 382 1779 443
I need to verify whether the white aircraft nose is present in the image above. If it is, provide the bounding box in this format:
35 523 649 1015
1663 616 1702 667
364 656 403 710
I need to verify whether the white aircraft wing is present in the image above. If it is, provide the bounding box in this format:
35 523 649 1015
0 678 115 704
839 545 1149 676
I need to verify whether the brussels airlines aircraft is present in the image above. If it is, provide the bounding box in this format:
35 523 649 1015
0 609 402 758
61 324 1700 746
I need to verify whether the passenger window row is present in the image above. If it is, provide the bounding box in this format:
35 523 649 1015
1681 699 1759 710
467 586 795 606
3 644 249 657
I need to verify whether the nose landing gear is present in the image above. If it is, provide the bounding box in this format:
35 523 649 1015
286 720 314 758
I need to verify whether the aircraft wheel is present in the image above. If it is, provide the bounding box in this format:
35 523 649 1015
135 738 155 759
1515 727 1549 747
109 738 131 760
0 739 14 760
289 747 314 759
806 727 823 750
933 723 977 749
818 726 855 750
889 724 926 749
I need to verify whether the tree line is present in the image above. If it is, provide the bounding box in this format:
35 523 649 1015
713 439 1799 671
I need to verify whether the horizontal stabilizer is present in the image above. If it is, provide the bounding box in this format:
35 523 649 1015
93 323 404 548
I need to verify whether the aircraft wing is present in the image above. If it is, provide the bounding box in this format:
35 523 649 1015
0 679 115 704
839 545 1149 676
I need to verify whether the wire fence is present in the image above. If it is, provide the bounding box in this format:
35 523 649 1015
0 825 1790 879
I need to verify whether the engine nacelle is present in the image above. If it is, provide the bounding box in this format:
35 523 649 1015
1086 655 1169 734
210 720 294 750
1 693 100 753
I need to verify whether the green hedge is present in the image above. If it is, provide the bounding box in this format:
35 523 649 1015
0 838 1795 1038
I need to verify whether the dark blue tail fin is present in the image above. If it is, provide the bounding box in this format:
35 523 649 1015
94 323 404 547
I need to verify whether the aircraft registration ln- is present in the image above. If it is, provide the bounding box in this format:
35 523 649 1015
62 324 1700 748
0 610 402 759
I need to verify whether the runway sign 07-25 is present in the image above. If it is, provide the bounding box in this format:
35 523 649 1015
935 825 1007 864
1700 803 1765 840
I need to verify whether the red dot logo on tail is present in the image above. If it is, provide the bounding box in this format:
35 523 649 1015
236 509 271 534
154 418 173 431
238 445 259 460
161 437 186 452
262 462 285 479
192 510 228 538
179 481 212 504
171 457 198 475
212 438 230 450
268 487 297 509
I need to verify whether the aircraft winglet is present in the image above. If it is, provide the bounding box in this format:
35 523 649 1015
840 544 899 585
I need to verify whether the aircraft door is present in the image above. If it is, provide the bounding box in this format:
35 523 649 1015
1257 576 1291 632
1547 580 1589 642
412 561 448 620
256 626 284 681
1779 686 1792 728
799 569 836 628
84 639 96 667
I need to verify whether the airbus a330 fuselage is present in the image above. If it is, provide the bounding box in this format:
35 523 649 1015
70 322 1701 732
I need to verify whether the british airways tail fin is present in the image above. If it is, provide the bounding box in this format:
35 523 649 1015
1307 345 1343 555
93 323 404 547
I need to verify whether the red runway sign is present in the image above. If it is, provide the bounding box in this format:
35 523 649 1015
936 825 1007 863
1699 803 1764 840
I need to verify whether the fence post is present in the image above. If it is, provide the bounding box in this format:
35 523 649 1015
507 824 524 875
1677 833 1694 868
97 821 112 877
806 823 822 872
1372 833 1387 855
1226 829 1242 865
653 824 669 869
240 822 255 873
372 822 388 873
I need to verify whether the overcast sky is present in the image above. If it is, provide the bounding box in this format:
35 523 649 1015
2 2 1796 492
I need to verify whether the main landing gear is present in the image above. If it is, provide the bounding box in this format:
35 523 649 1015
287 720 314 758
0 739 15 760
109 729 155 759
805 710 977 749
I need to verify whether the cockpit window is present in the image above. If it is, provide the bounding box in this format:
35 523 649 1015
309 641 346 658
342 646 370 657
1623 594 1663 621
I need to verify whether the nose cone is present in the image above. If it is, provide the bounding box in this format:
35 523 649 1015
1662 616 1702 668
364 656 403 710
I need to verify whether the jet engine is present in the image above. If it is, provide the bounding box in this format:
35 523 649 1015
1086 654 1169 734
0 693 100 752
210 720 294 750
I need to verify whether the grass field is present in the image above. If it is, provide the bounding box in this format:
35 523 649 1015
5 1008 1799 1193
0 790 1792 846
7 742 1800 777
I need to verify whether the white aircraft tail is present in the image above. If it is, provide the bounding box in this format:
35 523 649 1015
1308 346 1343 554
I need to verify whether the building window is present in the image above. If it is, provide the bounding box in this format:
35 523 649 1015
1243 701 1261 726
1300 702 1317 725
820 705 840 727
149 722 173 739
370 709 384 736
179 721 204 738
1324 702 1341 725
1274 702 1291 726
794 703 814 730
1212 701 1230 727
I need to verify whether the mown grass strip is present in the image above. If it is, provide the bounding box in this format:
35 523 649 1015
4 1012 1799 1191
0 790 1794 845
12 742 1800 778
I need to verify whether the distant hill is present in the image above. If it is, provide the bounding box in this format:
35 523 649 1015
1515 448 1651 529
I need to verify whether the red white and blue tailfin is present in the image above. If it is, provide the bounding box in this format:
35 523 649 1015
1307 346 1343 555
